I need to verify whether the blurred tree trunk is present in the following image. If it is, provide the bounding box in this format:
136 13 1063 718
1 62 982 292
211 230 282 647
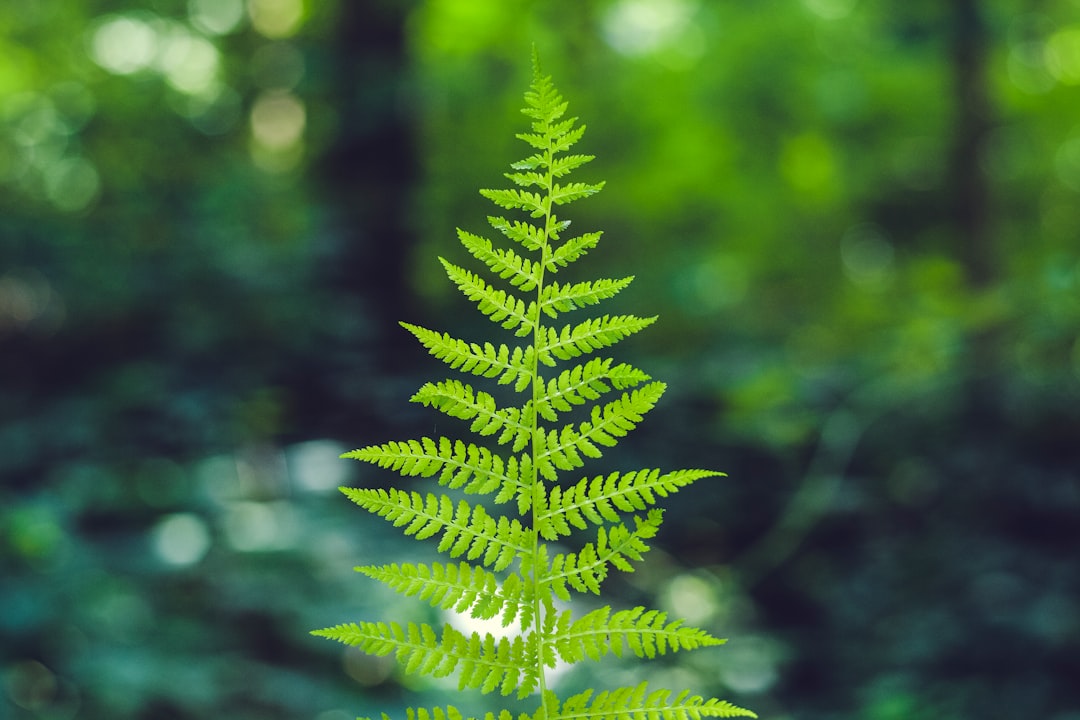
317 0 420 362
946 0 1002 416
947 0 994 290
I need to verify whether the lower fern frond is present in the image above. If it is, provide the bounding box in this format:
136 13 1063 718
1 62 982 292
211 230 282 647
553 684 757 720
312 621 539 698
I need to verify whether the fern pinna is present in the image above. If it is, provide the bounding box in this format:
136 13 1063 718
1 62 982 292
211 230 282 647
313 55 755 720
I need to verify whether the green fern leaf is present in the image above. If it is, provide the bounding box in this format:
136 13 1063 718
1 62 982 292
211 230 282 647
402 323 534 390
552 606 724 664
340 488 527 571
457 229 542 291
411 380 532 450
539 277 634 317
553 684 757 720
540 383 667 468
487 215 547 251
480 189 546 218
314 52 751 720
357 562 532 626
546 230 601 271
344 436 526 497
534 358 651 421
538 315 657 364
312 621 537 698
551 180 604 205
542 469 723 538
542 511 663 601
441 259 536 336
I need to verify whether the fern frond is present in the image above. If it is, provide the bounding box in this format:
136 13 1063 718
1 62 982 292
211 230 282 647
513 152 594 178
553 684 757 720
547 231 602 271
535 358 651 422
542 469 723 538
318 54 752 720
402 323 533 391
481 189 546 218
487 215 546 251
457 229 541 292
440 259 536 336
551 606 724 664
542 511 663 600
540 276 634 318
538 315 657 364
343 436 526 498
377 705 466 720
311 621 538 698
381 707 518 720
517 122 586 155
340 488 528 571
536 383 666 475
357 563 533 627
411 381 533 451
551 180 605 206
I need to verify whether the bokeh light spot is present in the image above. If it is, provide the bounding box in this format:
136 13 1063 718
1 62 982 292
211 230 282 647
152 512 212 567
1008 41 1056 93
0 269 62 336
223 500 298 551
249 90 306 172
717 635 785 694
90 15 158 75
156 25 221 95
189 0 245 36
247 0 305 39
603 0 698 57
287 440 349 493
1044 26 1080 84
662 573 718 625
43 157 100 213
250 91 305 149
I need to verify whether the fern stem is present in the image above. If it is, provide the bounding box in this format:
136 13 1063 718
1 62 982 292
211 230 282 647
527 97 561 717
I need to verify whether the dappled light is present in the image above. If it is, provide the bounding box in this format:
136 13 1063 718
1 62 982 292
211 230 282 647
3 0 1080 718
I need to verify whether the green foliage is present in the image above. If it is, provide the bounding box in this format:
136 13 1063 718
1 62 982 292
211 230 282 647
313 55 754 720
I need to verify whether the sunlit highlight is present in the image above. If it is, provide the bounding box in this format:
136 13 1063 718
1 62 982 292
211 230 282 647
152 513 212 567
1044 26 1080 85
247 0 305 39
603 0 699 58
188 0 245 36
156 24 222 95
249 90 306 172
90 15 158 75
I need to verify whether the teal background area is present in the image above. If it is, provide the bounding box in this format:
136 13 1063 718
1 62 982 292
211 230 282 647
2 1 1079 718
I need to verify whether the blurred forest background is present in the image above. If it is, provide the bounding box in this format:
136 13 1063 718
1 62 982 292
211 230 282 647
2 0 1079 718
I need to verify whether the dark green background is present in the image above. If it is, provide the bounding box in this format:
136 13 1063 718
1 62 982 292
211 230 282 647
3 1 1078 718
